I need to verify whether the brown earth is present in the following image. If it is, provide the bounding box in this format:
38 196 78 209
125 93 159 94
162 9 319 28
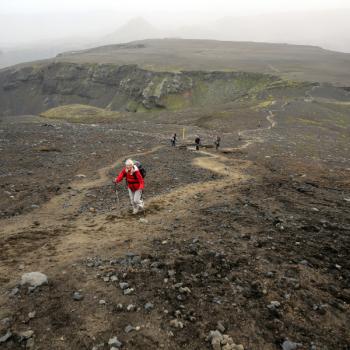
0 86 350 350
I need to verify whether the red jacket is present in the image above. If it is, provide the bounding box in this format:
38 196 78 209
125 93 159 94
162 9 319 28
115 166 144 192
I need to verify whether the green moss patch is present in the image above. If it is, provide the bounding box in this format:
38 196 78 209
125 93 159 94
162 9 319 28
40 104 121 123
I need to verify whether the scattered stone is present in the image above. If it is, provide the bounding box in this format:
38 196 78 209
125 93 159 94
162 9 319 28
123 288 134 295
21 272 48 289
89 207 96 213
116 303 123 311
144 302 154 311
206 330 244 350
125 325 134 333
75 174 86 179
119 282 129 290
1 318 11 327
9 287 19 297
179 287 191 294
150 261 161 269
18 330 34 339
131 255 141 264
267 301 281 310
73 292 84 301
99 300 106 305
139 218 148 223
0 331 12 343
126 304 136 312
110 275 118 282
108 336 122 348
310 342 317 350
217 321 226 333
282 340 302 350
125 252 136 257
168 269 176 277
207 330 223 350
103 276 110 282
170 319 184 329
212 297 222 304
92 343 105 350
28 312 36 319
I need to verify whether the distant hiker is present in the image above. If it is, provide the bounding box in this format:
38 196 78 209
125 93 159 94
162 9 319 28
114 159 144 214
214 135 221 151
171 133 177 147
195 136 201 151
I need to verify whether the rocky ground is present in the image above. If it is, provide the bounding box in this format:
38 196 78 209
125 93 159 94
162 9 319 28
0 86 350 350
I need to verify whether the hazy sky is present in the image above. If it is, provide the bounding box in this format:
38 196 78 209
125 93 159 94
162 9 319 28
2 0 350 14
1 0 350 53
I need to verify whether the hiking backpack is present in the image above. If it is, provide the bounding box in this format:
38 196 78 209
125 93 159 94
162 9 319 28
134 160 146 178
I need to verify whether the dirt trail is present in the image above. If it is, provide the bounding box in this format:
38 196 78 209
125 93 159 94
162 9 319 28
146 150 250 213
0 136 253 288
49 149 251 263
1 103 267 270
0 146 163 236
236 106 277 150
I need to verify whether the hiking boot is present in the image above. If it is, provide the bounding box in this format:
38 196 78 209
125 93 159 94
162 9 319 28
132 208 139 215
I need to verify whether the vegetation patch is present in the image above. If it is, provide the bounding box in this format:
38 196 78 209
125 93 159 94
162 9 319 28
159 93 192 110
251 99 276 111
40 104 121 123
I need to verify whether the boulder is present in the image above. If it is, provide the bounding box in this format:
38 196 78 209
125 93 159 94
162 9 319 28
21 272 48 288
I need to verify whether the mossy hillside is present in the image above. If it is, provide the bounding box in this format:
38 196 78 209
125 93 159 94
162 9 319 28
157 73 278 111
0 61 306 115
160 93 192 111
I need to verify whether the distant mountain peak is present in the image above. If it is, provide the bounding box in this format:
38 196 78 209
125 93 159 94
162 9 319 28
123 17 154 28
101 17 160 45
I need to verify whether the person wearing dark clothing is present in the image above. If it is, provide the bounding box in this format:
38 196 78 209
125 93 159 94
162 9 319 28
171 133 177 147
195 136 201 151
214 135 221 150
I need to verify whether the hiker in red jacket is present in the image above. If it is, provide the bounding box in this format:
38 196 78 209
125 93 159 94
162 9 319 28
114 159 144 214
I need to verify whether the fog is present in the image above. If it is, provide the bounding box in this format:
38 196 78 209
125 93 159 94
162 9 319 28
1 0 350 68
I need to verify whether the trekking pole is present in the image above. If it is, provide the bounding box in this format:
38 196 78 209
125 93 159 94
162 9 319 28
113 182 120 210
